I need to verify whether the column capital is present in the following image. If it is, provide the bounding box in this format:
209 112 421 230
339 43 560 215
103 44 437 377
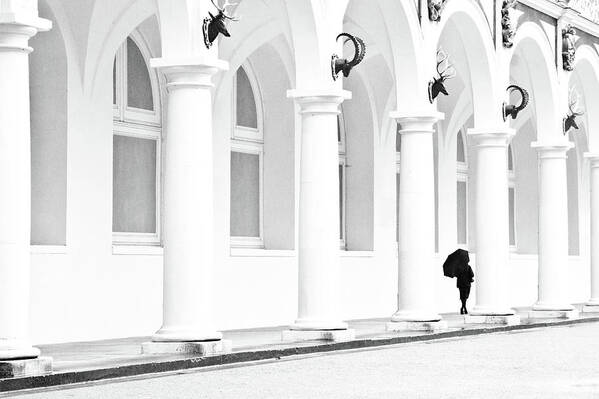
287 89 351 114
531 141 574 159
584 153 599 167
390 110 444 133
467 128 515 148
150 57 228 90
0 15 51 53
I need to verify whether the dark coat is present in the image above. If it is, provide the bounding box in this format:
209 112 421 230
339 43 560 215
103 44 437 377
456 265 474 288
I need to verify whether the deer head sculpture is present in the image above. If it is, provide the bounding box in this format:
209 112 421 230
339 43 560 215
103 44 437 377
428 49 456 103
503 85 529 121
564 88 585 134
203 0 239 49
331 33 366 81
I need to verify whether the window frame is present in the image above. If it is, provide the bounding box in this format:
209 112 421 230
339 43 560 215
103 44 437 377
112 32 162 246
113 31 161 127
338 110 347 250
230 63 265 249
456 129 469 247
508 144 517 250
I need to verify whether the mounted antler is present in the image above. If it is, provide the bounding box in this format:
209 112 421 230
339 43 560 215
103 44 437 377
331 33 366 81
564 88 585 134
203 0 240 48
428 49 456 102
503 85 529 120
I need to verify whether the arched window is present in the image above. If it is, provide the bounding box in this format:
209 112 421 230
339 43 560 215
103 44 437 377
508 144 516 249
456 130 468 246
230 65 264 248
112 34 161 245
338 109 347 249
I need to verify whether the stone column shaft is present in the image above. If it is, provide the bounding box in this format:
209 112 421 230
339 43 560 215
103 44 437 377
288 89 350 332
467 129 515 317
532 142 575 312
389 112 444 326
150 59 227 342
0 19 49 361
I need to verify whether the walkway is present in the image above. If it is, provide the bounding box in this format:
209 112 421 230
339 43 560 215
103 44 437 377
2 307 599 395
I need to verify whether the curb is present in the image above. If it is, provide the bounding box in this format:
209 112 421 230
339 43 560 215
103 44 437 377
2 316 599 394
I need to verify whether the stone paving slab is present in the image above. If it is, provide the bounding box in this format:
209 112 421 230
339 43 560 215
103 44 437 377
1 306 599 394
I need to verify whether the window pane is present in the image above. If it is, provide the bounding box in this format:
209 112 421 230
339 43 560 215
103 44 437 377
127 38 154 111
508 145 514 171
457 181 467 245
113 135 157 233
231 151 260 237
457 132 465 162
337 115 342 143
396 125 401 153
509 187 515 246
339 164 344 240
236 68 258 128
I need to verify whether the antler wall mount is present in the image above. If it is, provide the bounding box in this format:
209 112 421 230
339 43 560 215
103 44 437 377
564 88 585 134
503 85 529 121
428 49 456 103
203 0 240 49
331 33 366 81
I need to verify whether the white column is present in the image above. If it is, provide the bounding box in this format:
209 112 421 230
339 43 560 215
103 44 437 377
584 154 599 312
530 142 577 318
387 112 446 331
283 89 353 341
0 18 49 361
467 129 518 322
147 59 227 346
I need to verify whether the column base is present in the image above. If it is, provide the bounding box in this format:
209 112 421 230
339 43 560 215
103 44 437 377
282 329 355 342
528 309 579 319
582 304 599 313
0 357 52 378
141 340 232 356
464 314 521 325
386 320 448 332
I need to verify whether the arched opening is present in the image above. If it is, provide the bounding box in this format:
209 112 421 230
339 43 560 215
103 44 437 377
111 26 162 245
508 22 562 255
225 40 295 251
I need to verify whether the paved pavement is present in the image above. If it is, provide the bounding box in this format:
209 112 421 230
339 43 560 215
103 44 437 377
14 322 599 398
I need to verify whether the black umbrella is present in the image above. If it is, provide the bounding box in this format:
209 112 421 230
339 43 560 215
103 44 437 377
443 249 469 278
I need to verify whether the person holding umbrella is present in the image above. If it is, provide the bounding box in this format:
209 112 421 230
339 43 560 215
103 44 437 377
443 249 474 315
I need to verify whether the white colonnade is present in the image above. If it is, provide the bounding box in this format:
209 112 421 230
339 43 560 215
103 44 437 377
0 11 52 376
530 142 578 318
142 59 232 355
387 112 447 331
466 129 519 324
282 89 355 342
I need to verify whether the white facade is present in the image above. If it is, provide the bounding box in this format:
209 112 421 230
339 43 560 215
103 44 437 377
1 0 599 351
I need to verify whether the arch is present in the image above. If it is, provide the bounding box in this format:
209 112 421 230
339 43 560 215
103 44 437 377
343 0 425 111
509 22 561 141
434 0 500 127
85 0 158 96
569 45 599 152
